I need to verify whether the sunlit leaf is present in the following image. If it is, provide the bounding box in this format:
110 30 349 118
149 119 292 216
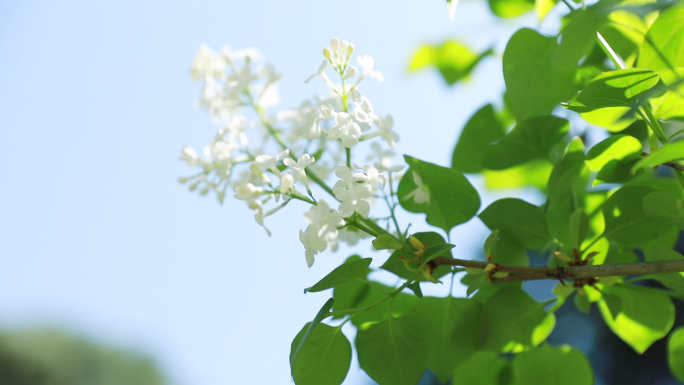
668 327 684 382
408 41 493 85
488 0 534 18
511 345 593 385
598 285 675 354
638 3 684 70
586 135 642 171
565 69 660 113
631 140 684 171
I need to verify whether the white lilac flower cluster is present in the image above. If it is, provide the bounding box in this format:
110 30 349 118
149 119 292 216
180 39 404 267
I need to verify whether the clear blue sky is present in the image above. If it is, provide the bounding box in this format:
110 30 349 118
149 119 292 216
0 1 542 383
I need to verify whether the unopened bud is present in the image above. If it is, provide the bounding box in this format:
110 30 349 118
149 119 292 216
330 38 340 51
408 235 424 250
200 187 210 195
178 176 190 184
323 48 332 61
189 182 200 191
484 263 497 273
344 66 357 79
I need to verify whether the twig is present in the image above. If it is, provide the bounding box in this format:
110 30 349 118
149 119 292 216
432 257 684 283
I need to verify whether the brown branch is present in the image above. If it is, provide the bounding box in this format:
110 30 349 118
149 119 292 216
432 257 684 283
641 151 684 171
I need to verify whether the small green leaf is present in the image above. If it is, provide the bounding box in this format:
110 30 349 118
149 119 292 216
598 285 675 354
638 3 684 71
409 41 493 85
398 156 480 234
586 135 642 172
535 0 557 21
575 292 591 313
451 351 509 385
452 104 506 173
372 234 403 250
290 323 351 385
669 327 684 382
511 345 593 385
482 115 569 170
304 258 372 293
415 297 483 382
569 208 589 250
407 281 423 298
503 28 576 121
632 140 684 171
356 314 431 385
602 186 676 246
479 198 552 250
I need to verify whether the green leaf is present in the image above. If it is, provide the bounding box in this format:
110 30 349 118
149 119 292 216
480 287 548 351
565 69 660 113
451 104 506 173
503 28 576 121
545 138 588 247
535 0 558 21
651 68 684 120
451 351 510 385
642 191 684 229
575 292 591 313
482 116 569 170
488 0 534 18
602 185 676 246
304 258 372 293
356 314 431 385
483 160 553 190
415 297 483 382
632 140 684 171
332 281 369 320
382 232 453 280
580 107 636 132
338 281 417 328
291 299 335 368
290 323 351 385
511 345 593 385
569 208 589 250
479 198 551 250
408 41 494 85
598 285 675 354
491 235 529 266
638 3 684 70
398 156 480 233
669 327 684 382
586 135 642 171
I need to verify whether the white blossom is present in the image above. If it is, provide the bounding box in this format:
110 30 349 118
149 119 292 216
283 153 315 190
328 112 362 148
299 200 345 267
191 45 226 80
374 114 399 149
233 182 264 200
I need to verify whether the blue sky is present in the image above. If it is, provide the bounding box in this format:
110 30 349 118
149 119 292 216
0 1 543 383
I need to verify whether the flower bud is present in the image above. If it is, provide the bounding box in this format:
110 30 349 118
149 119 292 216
200 187 210 195
408 235 424 250
323 48 332 62
344 66 357 79
330 38 340 51
178 176 189 184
